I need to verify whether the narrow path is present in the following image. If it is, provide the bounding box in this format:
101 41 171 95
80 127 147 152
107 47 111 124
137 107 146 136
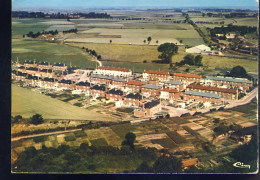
11 128 82 142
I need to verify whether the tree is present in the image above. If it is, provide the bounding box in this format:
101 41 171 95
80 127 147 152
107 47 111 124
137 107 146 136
122 132 136 150
110 40 112 44
97 55 101 60
12 115 23 123
183 54 195 65
147 36 152 44
228 66 248 78
157 43 178 64
152 155 182 173
30 114 44 125
136 161 151 173
179 40 183 43
156 40 159 44
194 55 203 66
143 40 146 44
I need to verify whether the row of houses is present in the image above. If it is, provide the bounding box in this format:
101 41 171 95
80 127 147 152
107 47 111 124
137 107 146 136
12 64 254 117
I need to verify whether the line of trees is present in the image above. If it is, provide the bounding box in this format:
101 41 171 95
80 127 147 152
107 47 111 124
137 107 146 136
210 25 257 37
26 30 58 38
176 54 203 66
12 11 111 19
83 47 101 60
62 29 78 34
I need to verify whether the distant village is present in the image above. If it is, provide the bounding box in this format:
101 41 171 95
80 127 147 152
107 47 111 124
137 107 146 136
12 60 255 118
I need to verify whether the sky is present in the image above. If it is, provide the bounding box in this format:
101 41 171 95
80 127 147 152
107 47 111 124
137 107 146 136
12 0 259 9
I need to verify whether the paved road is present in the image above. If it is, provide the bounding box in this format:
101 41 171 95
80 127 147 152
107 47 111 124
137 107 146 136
225 87 258 109
11 128 82 142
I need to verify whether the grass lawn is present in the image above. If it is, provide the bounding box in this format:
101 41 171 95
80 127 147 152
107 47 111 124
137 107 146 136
90 138 108 147
11 84 116 121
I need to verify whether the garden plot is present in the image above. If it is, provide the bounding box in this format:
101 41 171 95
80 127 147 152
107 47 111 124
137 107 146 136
142 142 164 150
239 122 257 128
99 127 122 147
197 128 213 141
84 129 104 139
136 133 168 142
182 122 204 131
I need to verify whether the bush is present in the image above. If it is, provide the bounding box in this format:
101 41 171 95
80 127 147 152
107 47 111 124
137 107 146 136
33 136 47 143
30 114 44 125
74 131 87 138
65 135 76 142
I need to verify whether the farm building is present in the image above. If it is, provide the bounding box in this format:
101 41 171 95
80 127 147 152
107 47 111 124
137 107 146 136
143 70 170 81
183 90 222 104
141 84 161 97
93 66 132 77
185 44 211 54
134 100 161 117
186 83 238 100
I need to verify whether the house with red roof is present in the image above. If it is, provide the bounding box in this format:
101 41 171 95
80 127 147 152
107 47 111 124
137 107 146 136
125 80 143 93
186 83 238 100
93 66 132 77
143 70 170 81
173 73 202 86
160 88 181 101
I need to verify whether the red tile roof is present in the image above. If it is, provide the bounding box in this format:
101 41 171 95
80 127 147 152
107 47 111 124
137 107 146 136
126 80 143 86
97 66 131 72
187 84 237 94
144 70 169 75
182 158 199 167
161 88 178 93
174 73 201 79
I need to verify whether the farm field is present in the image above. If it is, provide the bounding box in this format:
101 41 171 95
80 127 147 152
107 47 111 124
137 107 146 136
64 28 203 46
11 84 116 121
12 39 97 68
68 42 258 73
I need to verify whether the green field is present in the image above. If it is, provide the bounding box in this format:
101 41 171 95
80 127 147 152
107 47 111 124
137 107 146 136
11 84 116 121
12 39 96 68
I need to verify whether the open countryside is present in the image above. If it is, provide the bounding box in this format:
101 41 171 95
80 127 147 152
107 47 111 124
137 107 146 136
11 2 258 174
